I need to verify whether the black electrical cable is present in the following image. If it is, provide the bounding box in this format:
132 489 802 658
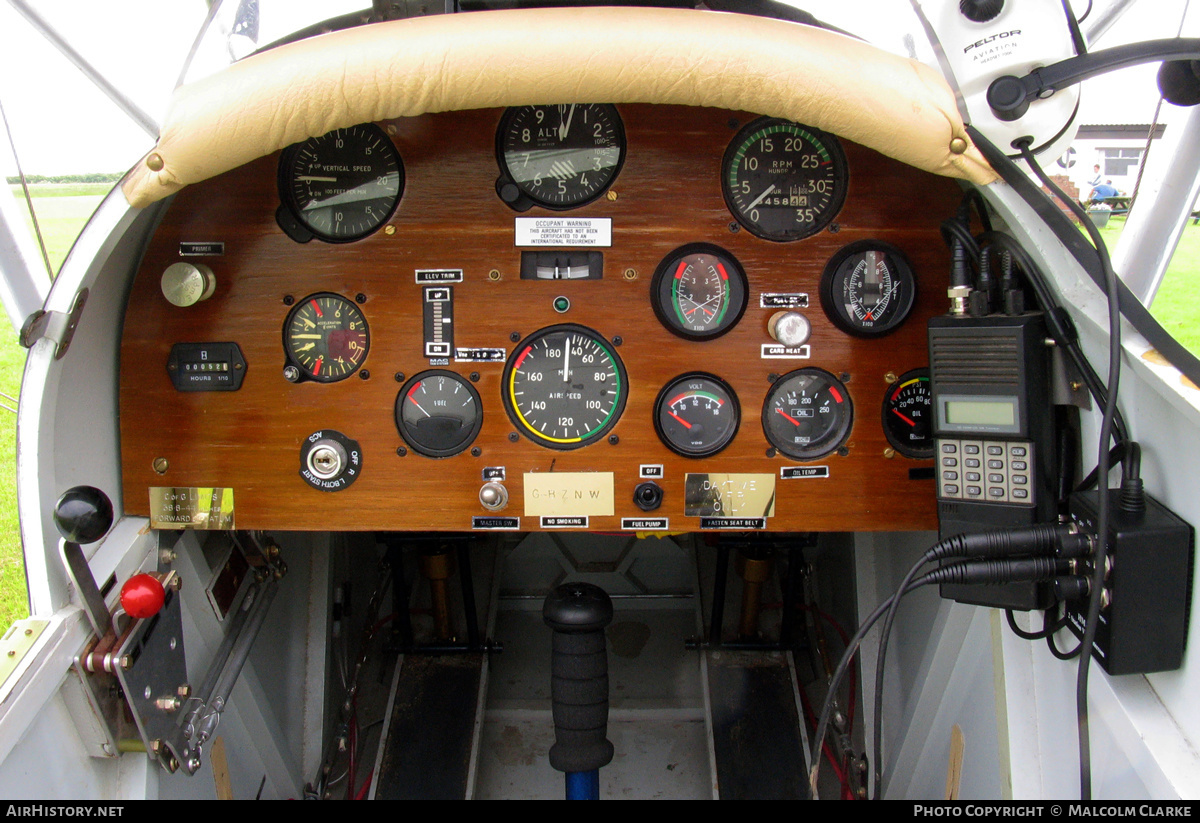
1061 0 1088 57
1019 142 1119 802
972 229 1132 467
1006 607 1069 641
1048 625 1085 661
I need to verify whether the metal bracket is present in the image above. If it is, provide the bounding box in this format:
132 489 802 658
20 288 88 359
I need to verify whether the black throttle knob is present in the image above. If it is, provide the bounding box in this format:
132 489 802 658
53 486 114 545
543 582 614 774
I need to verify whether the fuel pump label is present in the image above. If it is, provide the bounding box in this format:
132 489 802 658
150 487 235 530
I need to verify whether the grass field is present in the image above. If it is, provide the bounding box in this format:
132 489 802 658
0 187 1195 629
0 184 108 628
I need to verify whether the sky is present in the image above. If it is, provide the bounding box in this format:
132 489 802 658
0 0 1195 177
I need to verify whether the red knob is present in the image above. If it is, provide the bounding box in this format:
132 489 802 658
120 574 165 619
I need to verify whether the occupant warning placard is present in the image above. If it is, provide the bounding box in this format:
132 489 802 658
515 218 612 247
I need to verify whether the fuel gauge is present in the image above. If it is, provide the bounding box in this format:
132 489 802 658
396 370 483 457
654 373 740 458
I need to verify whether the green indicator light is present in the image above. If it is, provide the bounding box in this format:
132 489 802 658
553 296 571 313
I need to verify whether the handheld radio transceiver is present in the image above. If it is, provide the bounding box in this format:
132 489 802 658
929 312 1059 610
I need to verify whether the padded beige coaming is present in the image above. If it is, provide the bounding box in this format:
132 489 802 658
122 6 997 207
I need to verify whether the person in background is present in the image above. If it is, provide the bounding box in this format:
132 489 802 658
1088 163 1102 188
1089 179 1120 203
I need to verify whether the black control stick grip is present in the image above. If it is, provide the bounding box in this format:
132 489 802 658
53 486 113 545
543 582 614 774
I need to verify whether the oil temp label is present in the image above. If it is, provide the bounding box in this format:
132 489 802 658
761 344 811 360
515 218 612 247
150 487 235 530
781 466 830 479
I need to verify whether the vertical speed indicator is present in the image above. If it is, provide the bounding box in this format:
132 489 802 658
722 118 848 242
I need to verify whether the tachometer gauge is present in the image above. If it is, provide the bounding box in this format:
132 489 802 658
651 244 748 341
722 117 848 242
882 368 934 459
820 241 916 337
654 373 740 458
278 124 403 243
502 325 627 449
283 293 369 383
396 371 483 458
496 104 625 211
762 368 853 460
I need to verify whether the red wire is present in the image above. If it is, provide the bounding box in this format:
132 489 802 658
797 681 853 797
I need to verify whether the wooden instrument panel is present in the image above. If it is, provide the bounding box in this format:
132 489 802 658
119 105 959 532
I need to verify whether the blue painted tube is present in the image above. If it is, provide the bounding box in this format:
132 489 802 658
565 770 599 800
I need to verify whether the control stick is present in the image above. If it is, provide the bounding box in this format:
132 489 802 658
543 582 614 800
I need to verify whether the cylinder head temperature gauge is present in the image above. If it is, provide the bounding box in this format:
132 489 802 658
762 368 853 460
654 373 740 458
820 241 916 337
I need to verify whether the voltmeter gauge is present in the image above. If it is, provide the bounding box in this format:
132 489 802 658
820 241 916 337
396 371 483 457
722 117 848 242
654 373 740 458
496 104 626 211
762 368 853 460
278 124 403 243
283 293 369 383
502 324 627 449
651 244 748 341
882 368 934 459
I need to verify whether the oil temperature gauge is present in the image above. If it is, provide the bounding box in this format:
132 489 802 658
762 368 853 460
396 370 483 457
654 373 740 458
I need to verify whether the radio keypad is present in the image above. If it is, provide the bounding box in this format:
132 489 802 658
936 439 1034 505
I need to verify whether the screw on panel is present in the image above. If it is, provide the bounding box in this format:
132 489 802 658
611 336 622 347
359 370 370 380
396 447 407 457
384 225 396 236
765 448 777 458
606 190 618 202
608 435 619 445
488 270 502 281
829 224 840 233
283 295 294 305
622 269 637 281
283 366 301 383
510 332 521 342
356 293 367 304
840 372 851 383
471 448 482 457
884 372 898 384
394 372 405 382
508 432 519 443
767 373 779 383
153 458 169 475
469 372 480 382
884 448 896 459
838 446 850 457
728 222 740 233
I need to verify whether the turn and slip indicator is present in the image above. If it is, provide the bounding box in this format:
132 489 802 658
423 286 454 359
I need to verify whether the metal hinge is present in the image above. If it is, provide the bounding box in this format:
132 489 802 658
20 288 87 359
